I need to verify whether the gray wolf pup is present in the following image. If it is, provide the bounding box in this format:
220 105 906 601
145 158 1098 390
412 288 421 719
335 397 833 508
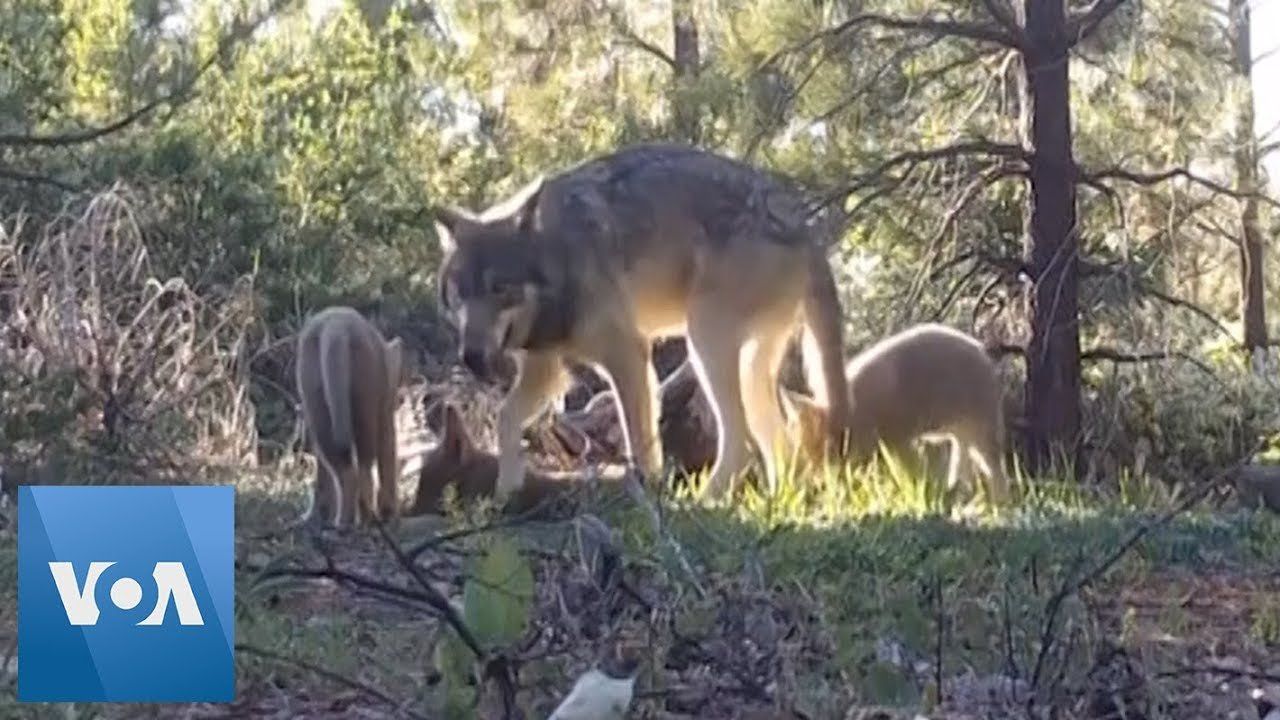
411 401 627 518
784 323 1011 506
431 143 851 500
296 305 406 527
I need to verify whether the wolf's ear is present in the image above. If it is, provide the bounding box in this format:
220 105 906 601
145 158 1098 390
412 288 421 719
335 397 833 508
432 206 474 254
781 388 825 437
514 176 545 235
439 403 474 460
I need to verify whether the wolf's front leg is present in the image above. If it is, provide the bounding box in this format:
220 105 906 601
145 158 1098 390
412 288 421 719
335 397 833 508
496 351 568 497
601 339 662 479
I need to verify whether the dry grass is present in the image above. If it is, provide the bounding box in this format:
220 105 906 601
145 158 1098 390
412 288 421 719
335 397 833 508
0 186 257 483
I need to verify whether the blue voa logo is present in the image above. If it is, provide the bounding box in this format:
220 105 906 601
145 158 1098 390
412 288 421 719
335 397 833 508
18 485 235 702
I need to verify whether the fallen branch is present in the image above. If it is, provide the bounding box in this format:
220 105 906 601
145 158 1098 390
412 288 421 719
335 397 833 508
236 642 429 720
374 521 521 718
1157 665 1280 684
1026 442 1263 710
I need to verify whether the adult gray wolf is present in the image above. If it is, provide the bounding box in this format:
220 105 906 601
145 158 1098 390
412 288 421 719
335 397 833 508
783 323 1011 506
295 306 405 527
431 143 851 500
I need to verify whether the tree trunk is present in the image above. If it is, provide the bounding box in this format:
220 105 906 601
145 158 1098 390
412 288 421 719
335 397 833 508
1020 0 1082 473
672 0 700 143
1229 0 1268 365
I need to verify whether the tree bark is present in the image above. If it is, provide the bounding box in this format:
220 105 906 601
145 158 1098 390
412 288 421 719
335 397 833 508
1229 0 1268 365
1020 0 1082 473
672 0 700 143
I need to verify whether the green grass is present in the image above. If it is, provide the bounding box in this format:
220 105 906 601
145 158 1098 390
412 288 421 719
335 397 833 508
595 455 1280 710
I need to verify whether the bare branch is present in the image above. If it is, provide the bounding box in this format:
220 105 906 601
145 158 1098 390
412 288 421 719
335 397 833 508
616 28 676 68
0 1 289 148
1066 0 1128 47
609 9 675 69
0 167 81 193
1079 347 1219 377
1139 285 1237 341
1079 163 1280 210
1026 443 1261 710
979 0 1024 41
815 139 1028 212
760 11 1019 72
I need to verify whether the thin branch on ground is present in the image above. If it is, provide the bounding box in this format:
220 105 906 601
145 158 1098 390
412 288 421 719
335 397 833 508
1026 442 1263 711
623 465 708 600
1157 665 1280 684
236 642 429 720
374 521 521 718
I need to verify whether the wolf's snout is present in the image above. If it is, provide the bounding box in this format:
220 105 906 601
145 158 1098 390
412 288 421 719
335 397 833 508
461 347 489 378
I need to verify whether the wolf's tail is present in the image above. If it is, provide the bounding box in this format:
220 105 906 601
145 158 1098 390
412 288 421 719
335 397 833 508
319 325 357 470
801 248 851 434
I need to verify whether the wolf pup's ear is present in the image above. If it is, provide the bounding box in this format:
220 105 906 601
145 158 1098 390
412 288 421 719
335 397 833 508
440 403 474 460
781 388 826 438
432 206 474 254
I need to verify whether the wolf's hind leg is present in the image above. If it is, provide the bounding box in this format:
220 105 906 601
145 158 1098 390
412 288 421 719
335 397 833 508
497 351 568 497
688 304 750 500
741 330 791 495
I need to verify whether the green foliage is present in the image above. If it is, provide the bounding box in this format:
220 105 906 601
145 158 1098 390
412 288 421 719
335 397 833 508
462 533 534 651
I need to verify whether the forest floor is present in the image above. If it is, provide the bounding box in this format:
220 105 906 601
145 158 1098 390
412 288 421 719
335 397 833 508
1 454 1278 720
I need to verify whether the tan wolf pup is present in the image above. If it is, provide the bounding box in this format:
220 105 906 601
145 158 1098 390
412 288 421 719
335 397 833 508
783 323 1011 506
296 306 406 527
411 401 627 517
431 143 851 501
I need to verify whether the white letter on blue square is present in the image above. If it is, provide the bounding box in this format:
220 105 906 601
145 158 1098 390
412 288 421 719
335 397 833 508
18 485 235 702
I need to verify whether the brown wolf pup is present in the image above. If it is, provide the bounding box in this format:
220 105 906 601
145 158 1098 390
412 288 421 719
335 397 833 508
783 323 1010 506
296 306 406 528
431 143 851 501
411 402 626 518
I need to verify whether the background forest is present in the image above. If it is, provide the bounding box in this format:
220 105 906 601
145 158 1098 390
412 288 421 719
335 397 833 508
2 1 1280 718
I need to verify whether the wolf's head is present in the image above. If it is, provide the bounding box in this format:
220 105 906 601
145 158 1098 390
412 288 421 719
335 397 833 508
430 177 572 381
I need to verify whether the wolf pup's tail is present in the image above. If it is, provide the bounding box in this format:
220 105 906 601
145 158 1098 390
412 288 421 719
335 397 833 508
319 325 357 470
800 248 851 442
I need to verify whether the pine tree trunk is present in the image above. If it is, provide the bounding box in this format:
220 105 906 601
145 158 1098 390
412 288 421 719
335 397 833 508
672 0 700 143
1229 0 1268 365
1020 0 1082 473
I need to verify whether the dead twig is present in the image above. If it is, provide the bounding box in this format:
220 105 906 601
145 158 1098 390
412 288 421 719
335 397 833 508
236 642 429 720
1026 442 1263 711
